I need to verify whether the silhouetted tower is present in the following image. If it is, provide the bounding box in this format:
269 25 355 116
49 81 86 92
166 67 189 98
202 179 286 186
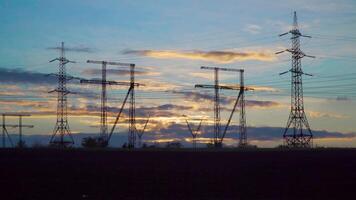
1 114 33 148
128 64 136 148
81 60 134 147
238 71 247 147
49 42 75 147
1 114 14 148
276 11 314 148
14 114 33 148
196 66 250 147
183 115 203 149
136 116 150 148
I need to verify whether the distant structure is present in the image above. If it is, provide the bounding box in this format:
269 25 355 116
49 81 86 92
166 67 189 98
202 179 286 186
136 116 150 148
81 60 135 147
49 42 75 147
195 66 251 147
276 11 314 148
1 114 33 148
107 63 147 149
183 115 204 149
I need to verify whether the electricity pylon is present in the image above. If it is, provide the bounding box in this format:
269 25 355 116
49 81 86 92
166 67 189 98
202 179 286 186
183 115 204 149
195 66 252 147
276 11 315 148
1 114 33 148
49 42 75 147
81 60 137 147
136 116 150 148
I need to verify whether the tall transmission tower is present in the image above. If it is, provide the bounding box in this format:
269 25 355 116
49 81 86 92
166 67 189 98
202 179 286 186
49 42 75 147
128 64 136 148
81 60 139 147
276 11 315 148
238 71 247 147
195 66 251 147
1 114 33 148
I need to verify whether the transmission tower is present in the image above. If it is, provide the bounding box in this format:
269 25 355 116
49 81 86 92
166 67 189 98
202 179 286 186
81 60 139 147
49 42 75 147
276 11 314 148
183 115 204 149
128 64 136 148
136 116 150 148
1 114 14 148
195 66 251 147
238 71 247 147
1 114 33 148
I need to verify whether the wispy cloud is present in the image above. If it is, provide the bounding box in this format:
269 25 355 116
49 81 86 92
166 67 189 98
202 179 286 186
123 49 277 63
308 111 349 119
244 24 262 34
82 69 160 76
172 90 281 109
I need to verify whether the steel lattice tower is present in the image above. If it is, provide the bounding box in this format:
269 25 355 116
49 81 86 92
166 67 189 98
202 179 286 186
196 66 250 147
238 71 247 147
81 60 136 147
277 12 314 148
128 64 136 148
49 42 75 147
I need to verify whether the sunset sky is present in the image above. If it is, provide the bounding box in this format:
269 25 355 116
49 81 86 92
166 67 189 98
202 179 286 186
0 0 355 147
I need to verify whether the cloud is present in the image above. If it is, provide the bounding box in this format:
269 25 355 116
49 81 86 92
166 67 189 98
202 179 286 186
0 68 57 84
82 69 160 76
47 45 95 53
123 49 276 63
245 100 281 108
249 85 280 92
10 124 356 148
336 96 351 101
172 90 281 108
244 24 262 34
308 111 349 119
189 72 214 80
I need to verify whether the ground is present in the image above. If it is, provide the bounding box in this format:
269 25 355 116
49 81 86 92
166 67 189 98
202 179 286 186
0 148 355 199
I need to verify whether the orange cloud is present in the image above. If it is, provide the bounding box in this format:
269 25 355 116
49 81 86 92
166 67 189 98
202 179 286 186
308 111 349 119
124 50 276 63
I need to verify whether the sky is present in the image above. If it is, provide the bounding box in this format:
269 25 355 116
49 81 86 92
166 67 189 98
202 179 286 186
0 0 355 147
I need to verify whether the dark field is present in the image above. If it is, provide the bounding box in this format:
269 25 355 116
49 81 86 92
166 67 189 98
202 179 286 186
1 148 356 199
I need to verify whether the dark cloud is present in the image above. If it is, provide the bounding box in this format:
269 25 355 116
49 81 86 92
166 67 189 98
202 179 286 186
336 96 351 101
16 126 356 148
146 124 356 144
0 68 57 84
245 100 280 108
172 90 280 108
172 90 232 104
82 69 151 76
85 103 193 118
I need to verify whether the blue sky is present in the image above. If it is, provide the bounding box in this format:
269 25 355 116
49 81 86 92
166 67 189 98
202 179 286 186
0 0 355 147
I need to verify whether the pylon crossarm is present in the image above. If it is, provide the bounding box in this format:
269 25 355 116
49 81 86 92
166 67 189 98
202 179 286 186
87 60 134 67
195 84 240 90
108 86 133 141
201 66 243 72
220 90 243 143
80 79 133 85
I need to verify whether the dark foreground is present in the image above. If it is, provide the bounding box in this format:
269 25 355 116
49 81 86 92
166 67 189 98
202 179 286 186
1 148 356 199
